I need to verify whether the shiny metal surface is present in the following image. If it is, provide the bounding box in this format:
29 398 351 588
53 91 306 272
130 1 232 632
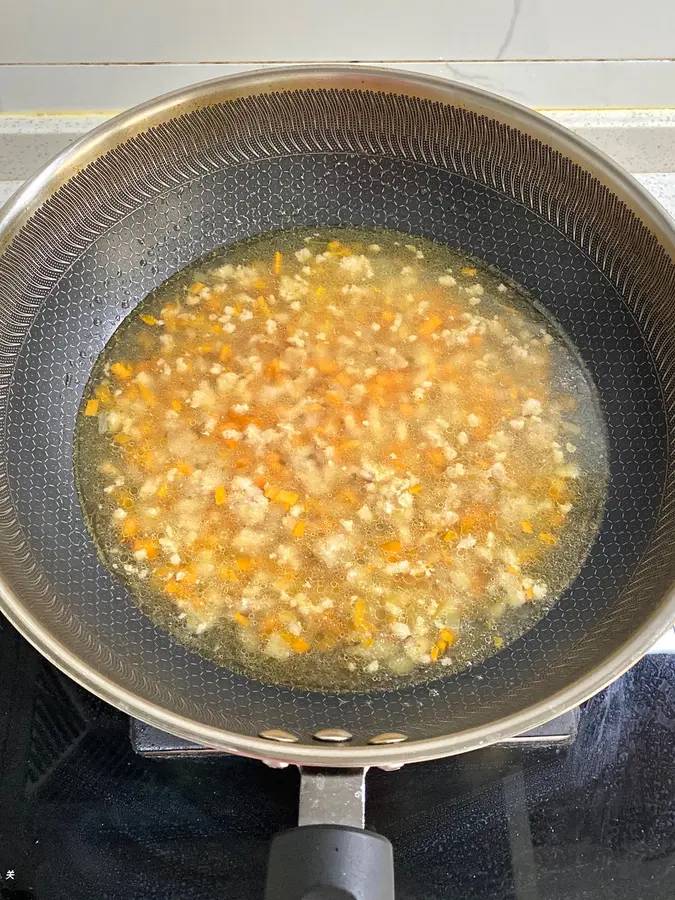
298 768 366 828
1 66 675 767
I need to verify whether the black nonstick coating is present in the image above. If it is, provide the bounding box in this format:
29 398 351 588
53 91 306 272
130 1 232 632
1 80 674 749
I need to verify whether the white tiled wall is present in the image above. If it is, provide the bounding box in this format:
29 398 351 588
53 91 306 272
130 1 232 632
1 0 675 111
3 0 675 63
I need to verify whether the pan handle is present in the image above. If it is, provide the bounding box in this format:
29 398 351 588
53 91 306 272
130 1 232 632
265 767 395 900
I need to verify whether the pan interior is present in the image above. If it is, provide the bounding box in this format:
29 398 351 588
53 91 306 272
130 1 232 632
73 225 608 693
1 83 674 748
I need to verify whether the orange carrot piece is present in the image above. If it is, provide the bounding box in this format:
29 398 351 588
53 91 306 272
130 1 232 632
140 314 157 325
520 520 533 533
276 490 299 506
233 612 249 626
237 556 252 571
84 399 99 417
419 315 442 336
316 359 338 375
111 362 133 379
120 518 138 540
219 567 238 582
539 532 556 546
274 251 282 275
290 636 310 653
292 521 306 538
137 382 156 406
214 486 227 505
380 539 402 554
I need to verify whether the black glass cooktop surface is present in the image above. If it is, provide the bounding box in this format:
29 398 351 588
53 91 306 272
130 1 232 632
0 618 674 900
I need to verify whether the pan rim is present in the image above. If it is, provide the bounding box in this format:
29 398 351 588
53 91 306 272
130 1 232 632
1 63 675 767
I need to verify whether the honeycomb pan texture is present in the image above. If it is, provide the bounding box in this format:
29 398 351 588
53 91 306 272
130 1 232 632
1 80 674 753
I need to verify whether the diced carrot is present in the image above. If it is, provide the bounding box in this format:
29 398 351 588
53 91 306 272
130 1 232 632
443 530 457 542
316 359 338 375
419 315 442 336
157 483 168 499
189 281 205 293
461 267 477 276
469 335 483 346
137 382 156 406
264 358 281 378
233 612 249 626
140 314 157 325
380 539 402 554
170 399 182 412
237 556 252 571
334 372 352 389
219 567 238 582
214 485 227 505
264 485 280 500
176 461 194 476
352 597 367 628
257 295 271 315
339 490 358 504
316 286 325 296
114 433 132 445
407 483 423 494
84 399 99 417
111 362 133 379
292 521 306 538
276 490 299 506
219 344 232 362
133 539 159 560
440 628 456 646
290 636 310 654
274 251 282 275
430 646 440 661
520 520 533 533
539 532 556 546
120 518 138 540
427 448 446 467
163 581 180 596
459 516 474 534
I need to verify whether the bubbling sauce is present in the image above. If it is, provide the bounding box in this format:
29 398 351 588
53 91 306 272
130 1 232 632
75 228 608 691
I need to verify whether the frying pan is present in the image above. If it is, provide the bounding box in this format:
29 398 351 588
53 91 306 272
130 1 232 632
2 66 675 898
